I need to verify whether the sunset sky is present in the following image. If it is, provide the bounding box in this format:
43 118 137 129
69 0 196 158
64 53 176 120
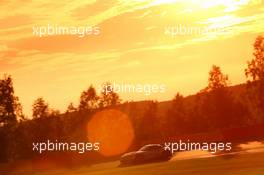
0 0 263 116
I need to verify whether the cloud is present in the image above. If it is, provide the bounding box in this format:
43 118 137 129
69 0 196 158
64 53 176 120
0 0 263 115
0 15 32 29
72 0 118 20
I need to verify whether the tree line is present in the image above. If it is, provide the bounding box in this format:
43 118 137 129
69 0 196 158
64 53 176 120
0 36 263 163
31 82 121 119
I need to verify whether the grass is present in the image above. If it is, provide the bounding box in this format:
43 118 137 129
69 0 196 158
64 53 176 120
4 152 264 175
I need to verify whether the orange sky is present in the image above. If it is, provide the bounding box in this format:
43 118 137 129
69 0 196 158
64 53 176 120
0 0 263 116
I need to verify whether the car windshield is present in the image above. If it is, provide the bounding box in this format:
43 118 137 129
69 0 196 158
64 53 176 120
139 145 162 151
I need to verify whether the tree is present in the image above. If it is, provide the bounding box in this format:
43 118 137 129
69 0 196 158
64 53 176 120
99 82 121 108
245 35 264 123
32 97 49 118
0 75 23 125
199 65 247 129
78 85 99 111
167 93 186 135
245 36 264 81
138 101 159 141
49 109 60 117
66 102 77 113
205 65 229 92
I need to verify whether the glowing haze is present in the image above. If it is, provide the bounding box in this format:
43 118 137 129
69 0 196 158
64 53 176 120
0 0 263 116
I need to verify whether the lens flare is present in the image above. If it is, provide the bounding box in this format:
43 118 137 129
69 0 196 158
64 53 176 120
87 109 134 156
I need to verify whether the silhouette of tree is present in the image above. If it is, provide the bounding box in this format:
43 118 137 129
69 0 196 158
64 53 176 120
205 65 229 92
0 75 23 126
49 109 60 117
167 93 186 135
32 97 49 118
66 102 77 113
245 36 264 81
200 65 247 129
245 35 264 123
138 101 159 141
78 85 99 111
189 93 207 133
99 82 121 108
